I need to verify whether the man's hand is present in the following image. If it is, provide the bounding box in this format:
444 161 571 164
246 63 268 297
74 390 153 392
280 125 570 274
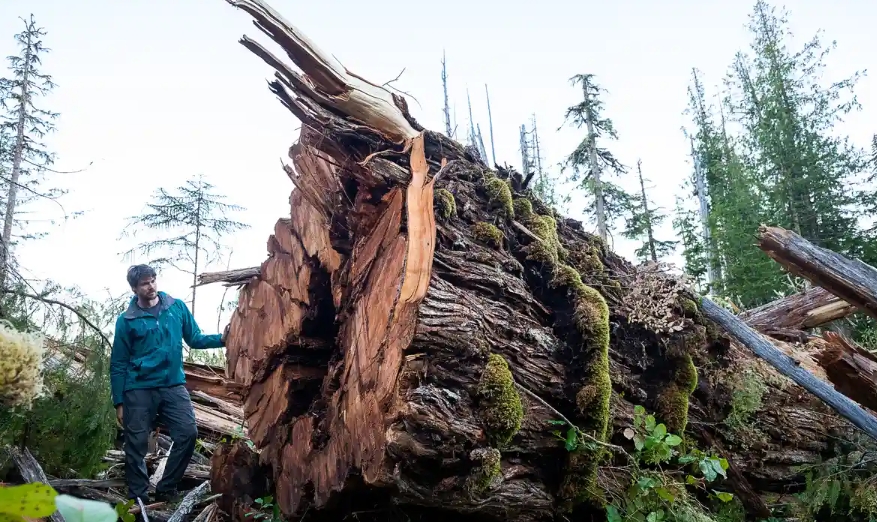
221 323 231 344
115 405 124 429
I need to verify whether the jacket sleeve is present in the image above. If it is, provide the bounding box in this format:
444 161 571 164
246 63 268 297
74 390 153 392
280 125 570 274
110 316 130 407
180 302 224 350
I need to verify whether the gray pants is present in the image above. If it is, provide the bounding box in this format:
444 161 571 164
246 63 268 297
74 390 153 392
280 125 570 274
123 385 198 500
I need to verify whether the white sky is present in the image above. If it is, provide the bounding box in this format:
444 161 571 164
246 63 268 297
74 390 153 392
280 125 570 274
0 0 873 331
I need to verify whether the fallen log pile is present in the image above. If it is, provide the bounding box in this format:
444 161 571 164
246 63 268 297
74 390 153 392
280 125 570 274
191 0 877 521
3 356 244 522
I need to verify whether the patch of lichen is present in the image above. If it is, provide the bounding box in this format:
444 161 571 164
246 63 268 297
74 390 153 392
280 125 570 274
477 354 524 447
434 188 456 221
467 447 502 495
472 222 504 249
485 177 514 218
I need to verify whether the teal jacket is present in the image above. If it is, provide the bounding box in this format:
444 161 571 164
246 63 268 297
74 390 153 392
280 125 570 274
110 292 224 406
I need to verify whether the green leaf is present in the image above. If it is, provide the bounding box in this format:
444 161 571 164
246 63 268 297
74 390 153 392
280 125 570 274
547 419 568 426
115 500 136 522
710 458 727 479
645 415 656 432
678 454 696 464
699 459 718 482
565 427 579 452
685 475 698 485
664 434 683 447
713 491 735 503
0 483 59 517
54 495 118 522
637 477 658 490
634 435 645 451
634 405 646 415
606 505 623 522
655 487 676 502
653 423 667 438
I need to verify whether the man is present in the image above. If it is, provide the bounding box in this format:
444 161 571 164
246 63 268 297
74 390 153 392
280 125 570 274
110 264 229 504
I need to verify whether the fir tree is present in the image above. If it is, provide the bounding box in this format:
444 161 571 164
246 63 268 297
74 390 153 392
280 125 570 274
561 73 631 242
623 160 676 263
121 175 249 316
0 15 61 288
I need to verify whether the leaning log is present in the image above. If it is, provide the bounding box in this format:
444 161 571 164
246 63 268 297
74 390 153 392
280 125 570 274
5 446 66 522
701 297 877 441
758 225 877 320
213 1 864 520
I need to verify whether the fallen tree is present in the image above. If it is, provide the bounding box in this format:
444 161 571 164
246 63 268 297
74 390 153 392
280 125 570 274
207 1 872 520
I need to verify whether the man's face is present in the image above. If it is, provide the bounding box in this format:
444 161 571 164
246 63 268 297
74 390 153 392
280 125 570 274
133 276 158 301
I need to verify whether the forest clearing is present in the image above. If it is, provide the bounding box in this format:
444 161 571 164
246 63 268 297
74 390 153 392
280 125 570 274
1 0 877 521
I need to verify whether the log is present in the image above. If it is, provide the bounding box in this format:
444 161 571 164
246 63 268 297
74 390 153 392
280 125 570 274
5 446 66 522
741 286 855 330
701 297 877 441
166 481 211 522
757 225 877 320
815 331 877 411
213 2 867 520
196 267 260 287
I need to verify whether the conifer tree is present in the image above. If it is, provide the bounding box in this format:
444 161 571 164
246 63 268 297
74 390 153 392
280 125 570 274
622 160 676 263
0 15 61 288
121 175 249 315
561 74 631 242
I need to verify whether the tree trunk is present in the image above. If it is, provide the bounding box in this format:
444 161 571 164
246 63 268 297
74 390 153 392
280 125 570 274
212 2 862 520
583 79 606 243
0 29 32 289
636 160 657 262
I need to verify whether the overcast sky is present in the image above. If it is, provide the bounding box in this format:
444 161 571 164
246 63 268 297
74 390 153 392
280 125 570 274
0 0 873 331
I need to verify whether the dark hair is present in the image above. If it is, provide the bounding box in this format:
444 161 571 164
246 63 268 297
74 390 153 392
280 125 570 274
126 265 157 288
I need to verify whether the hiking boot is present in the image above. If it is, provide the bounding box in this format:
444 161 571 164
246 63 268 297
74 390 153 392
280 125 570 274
153 488 182 504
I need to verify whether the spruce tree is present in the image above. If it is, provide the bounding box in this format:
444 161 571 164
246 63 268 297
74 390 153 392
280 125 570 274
622 160 676 263
121 175 249 316
0 15 61 288
561 74 631 242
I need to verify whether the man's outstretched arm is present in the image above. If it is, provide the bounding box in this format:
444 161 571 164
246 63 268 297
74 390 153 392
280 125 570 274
110 317 130 407
180 302 224 349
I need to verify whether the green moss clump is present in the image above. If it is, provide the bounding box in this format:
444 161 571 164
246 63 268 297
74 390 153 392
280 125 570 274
477 354 524 447
561 282 612 508
550 263 587 294
472 222 504 249
657 355 698 434
434 188 456 221
485 177 514 218
569 248 604 276
522 212 568 264
467 447 502 494
513 198 534 221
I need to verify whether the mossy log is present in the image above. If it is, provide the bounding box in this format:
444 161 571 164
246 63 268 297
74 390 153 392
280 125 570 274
209 2 861 520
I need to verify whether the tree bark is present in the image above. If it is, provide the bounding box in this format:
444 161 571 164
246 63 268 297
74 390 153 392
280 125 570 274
741 285 855 331
213 2 863 520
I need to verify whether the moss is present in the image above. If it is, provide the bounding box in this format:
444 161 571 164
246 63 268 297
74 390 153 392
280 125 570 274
513 198 534 221
559 450 605 509
657 355 697 434
725 369 767 432
550 263 587 294
434 188 456 221
477 354 524 447
467 447 502 494
522 212 567 265
562 282 612 508
485 177 514 218
472 222 504 249
568 248 604 276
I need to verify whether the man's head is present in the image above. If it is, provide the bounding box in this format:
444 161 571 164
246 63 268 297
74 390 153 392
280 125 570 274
127 264 158 301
